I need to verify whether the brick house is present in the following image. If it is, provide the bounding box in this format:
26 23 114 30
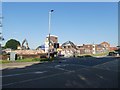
83 44 93 54
100 42 110 51
77 44 93 54
77 45 85 54
95 44 105 54
77 42 110 55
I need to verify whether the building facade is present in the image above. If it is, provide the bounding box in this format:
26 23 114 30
44 35 58 53
77 42 110 55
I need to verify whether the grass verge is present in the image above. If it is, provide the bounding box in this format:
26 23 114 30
0 57 55 64
77 52 109 58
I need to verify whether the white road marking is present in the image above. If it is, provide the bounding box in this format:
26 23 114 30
54 65 61 67
92 59 119 72
0 71 47 78
1 67 90 87
47 63 90 72
2 58 118 87
34 71 47 74
69 64 90 68
1 72 67 87
54 64 69 68
56 67 72 72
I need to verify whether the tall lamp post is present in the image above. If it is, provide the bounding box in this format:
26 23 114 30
48 10 54 60
0 1 4 55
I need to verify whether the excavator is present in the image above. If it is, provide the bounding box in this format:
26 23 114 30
61 41 78 50
21 39 30 50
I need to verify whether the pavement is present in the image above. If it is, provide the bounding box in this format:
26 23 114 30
1 56 120 88
1 61 41 70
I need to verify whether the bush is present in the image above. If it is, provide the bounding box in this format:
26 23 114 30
84 55 92 57
40 58 53 61
77 55 92 58
77 56 84 58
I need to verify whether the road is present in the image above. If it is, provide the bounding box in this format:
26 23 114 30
1 56 120 88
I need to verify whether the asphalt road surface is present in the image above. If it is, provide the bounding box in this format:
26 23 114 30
1 56 120 88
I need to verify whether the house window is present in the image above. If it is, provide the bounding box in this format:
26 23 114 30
68 46 70 48
55 37 57 40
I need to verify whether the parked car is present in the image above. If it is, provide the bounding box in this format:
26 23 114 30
108 52 118 56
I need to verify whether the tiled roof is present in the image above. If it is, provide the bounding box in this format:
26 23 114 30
14 50 45 55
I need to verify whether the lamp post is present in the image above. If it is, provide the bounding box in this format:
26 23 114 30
0 1 4 55
48 10 54 60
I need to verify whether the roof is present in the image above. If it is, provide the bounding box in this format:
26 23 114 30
14 50 45 55
101 41 110 45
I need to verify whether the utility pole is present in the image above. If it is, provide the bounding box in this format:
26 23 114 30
0 0 4 58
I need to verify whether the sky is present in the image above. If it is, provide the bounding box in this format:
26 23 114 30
2 0 120 2
2 2 118 49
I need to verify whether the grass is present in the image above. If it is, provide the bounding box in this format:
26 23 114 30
77 52 109 58
0 60 11 64
92 52 109 56
0 57 55 64
0 52 109 64
16 58 40 62
0 58 35 64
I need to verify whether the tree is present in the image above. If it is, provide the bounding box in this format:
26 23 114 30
5 39 20 50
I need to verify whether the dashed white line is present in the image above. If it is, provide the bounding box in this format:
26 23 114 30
2 59 118 87
1 71 67 87
1 66 90 87
0 71 47 78
56 67 72 72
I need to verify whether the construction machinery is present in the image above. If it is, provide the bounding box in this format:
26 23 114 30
21 39 30 50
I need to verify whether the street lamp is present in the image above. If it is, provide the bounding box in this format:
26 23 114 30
48 10 54 60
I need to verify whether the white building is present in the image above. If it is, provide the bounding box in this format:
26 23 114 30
44 35 58 53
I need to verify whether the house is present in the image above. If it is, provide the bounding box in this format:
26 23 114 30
95 44 105 54
14 49 45 59
44 35 58 53
77 44 94 54
77 45 85 54
95 42 110 54
83 44 93 54
61 41 77 57
100 42 110 51
77 42 110 55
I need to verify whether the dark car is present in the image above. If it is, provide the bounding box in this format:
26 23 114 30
108 52 118 56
